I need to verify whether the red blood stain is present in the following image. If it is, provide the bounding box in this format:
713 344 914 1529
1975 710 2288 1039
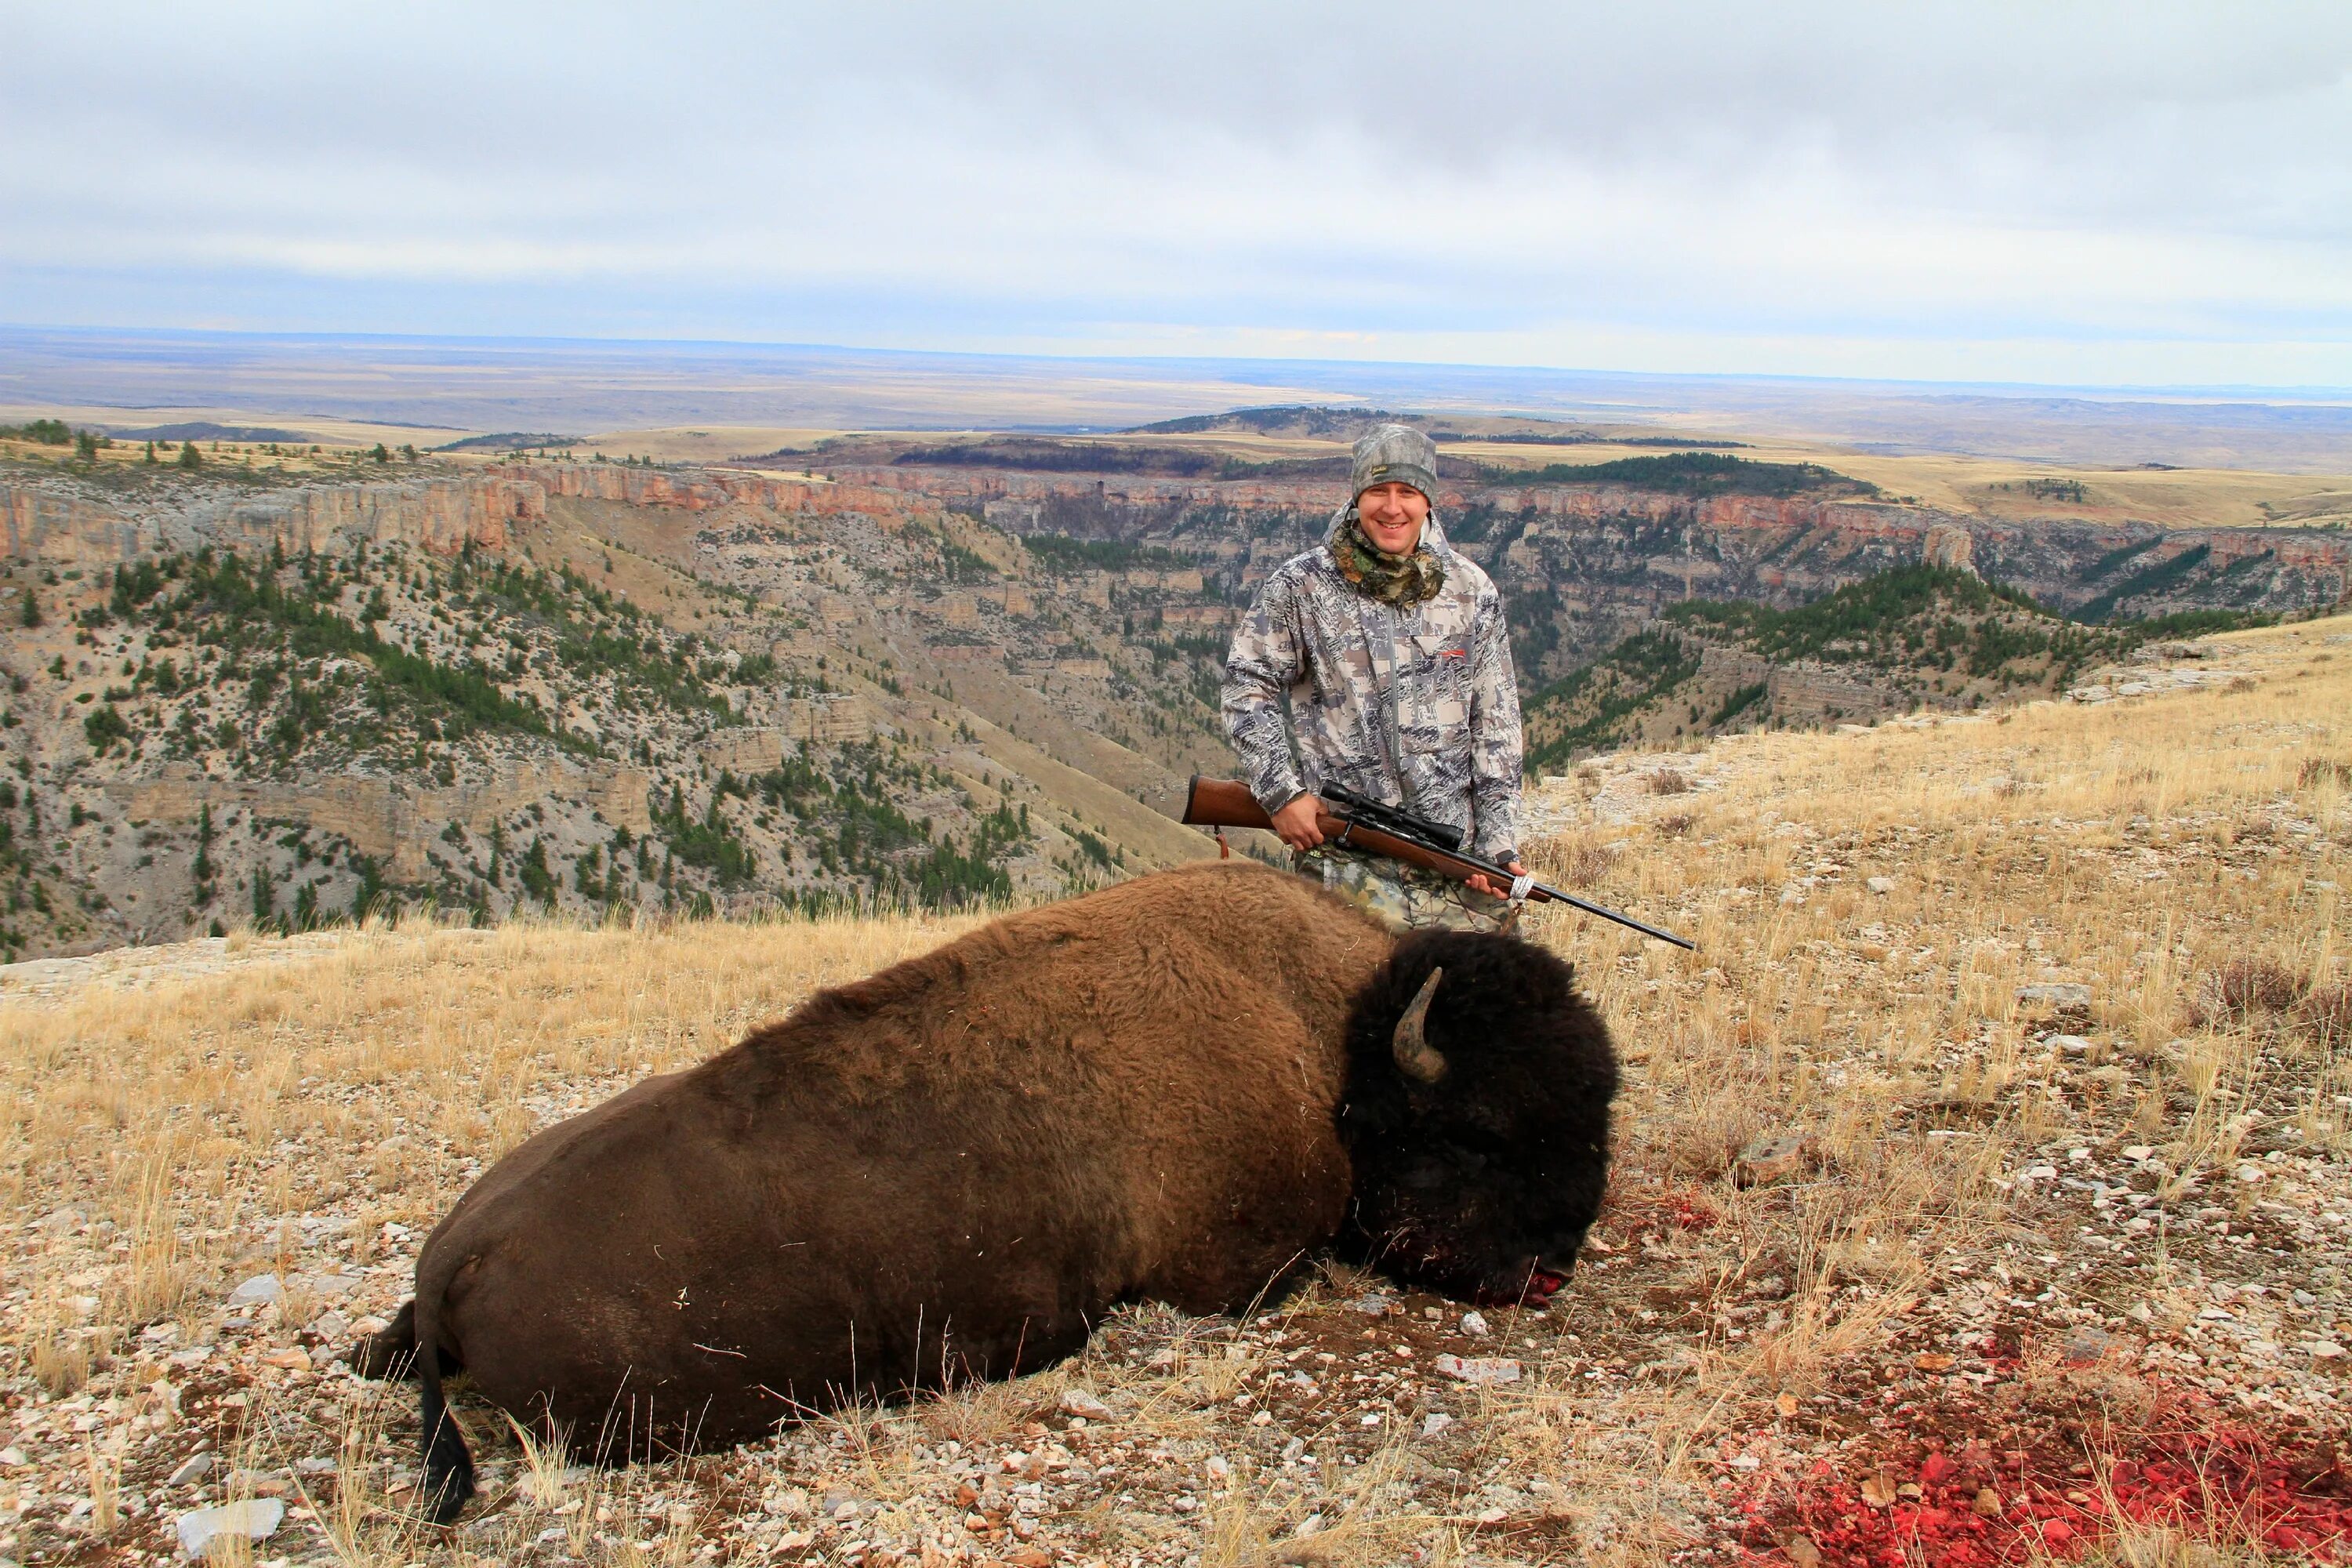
1730 1422 2352 1564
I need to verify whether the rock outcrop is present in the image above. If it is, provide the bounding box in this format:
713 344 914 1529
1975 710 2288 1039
2 472 535 564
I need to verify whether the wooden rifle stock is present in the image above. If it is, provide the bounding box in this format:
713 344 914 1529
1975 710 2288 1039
1180 775 1695 950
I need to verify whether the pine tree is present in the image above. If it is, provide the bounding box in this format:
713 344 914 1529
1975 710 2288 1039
176 441 201 470
191 803 215 902
250 863 274 931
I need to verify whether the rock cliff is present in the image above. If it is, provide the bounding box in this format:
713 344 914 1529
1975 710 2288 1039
2 471 535 565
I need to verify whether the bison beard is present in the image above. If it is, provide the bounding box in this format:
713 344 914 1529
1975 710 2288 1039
359 866 1618 1523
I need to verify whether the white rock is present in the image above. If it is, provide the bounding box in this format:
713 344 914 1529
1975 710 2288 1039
1459 1311 1490 1336
0 1446 24 1467
1865 876 1896 894
176 1499 285 1559
2122 1145 2155 1162
1433 1354 1521 1385
2236 1163 2267 1184
227 1274 283 1305
166 1454 214 1486
1056 1388 1111 1419
309 1310 350 1342
2049 1036 2092 1054
2016 982 2093 1008
1421 1412 1454 1437
2304 1341 2347 1359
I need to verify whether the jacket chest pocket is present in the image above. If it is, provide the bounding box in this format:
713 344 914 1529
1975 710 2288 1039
1400 633 1475 750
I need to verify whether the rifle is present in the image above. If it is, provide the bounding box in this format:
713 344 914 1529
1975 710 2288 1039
1181 775 1695 951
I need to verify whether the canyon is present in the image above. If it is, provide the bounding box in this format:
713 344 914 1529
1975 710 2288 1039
1 440 2346 960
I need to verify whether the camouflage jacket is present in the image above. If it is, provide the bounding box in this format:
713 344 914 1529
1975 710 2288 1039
1222 510 1523 859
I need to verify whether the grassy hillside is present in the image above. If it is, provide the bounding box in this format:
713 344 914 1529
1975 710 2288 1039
6 615 2351 1565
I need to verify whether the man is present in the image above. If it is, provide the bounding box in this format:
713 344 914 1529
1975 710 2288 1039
1223 423 1526 931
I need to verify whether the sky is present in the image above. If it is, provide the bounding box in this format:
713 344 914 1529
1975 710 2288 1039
4 2 2350 390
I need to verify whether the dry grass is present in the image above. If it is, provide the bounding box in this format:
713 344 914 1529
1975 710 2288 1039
9 616 2352 1565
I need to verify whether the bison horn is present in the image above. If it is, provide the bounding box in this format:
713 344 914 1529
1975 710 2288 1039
1392 965 1447 1083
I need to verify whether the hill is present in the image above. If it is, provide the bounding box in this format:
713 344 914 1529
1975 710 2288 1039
0 449 1239 961
5 617 2350 1566
1509 450 1878 499
1523 566 2264 768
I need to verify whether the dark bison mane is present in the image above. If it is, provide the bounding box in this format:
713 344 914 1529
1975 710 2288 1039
1336 928 1619 1305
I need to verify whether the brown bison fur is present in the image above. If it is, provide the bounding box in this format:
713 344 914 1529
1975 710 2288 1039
359 863 1618 1522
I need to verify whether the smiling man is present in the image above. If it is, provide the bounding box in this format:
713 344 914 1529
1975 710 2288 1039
1223 423 1526 931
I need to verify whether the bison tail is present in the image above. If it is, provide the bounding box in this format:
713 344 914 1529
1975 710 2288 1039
350 1298 418 1379
413 1294 475 1524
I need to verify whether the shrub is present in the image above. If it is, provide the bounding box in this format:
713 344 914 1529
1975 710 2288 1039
82 704 129 751
2187 957 2306 1027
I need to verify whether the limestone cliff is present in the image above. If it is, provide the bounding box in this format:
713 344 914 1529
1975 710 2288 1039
2 470 534 565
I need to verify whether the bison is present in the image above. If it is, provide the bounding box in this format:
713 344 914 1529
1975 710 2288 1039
358 863 1617 1521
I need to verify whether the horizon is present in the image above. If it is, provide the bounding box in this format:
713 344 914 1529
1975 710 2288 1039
6 321 2350 410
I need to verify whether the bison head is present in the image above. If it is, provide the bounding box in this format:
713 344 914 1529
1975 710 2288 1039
1334 929 1618 1308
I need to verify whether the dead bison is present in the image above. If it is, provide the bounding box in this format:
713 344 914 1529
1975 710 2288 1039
359 863 1617 1520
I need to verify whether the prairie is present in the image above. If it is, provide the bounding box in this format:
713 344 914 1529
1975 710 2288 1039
5 616 2352 1565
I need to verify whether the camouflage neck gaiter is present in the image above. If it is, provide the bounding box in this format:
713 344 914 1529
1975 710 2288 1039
1330 513 1446 607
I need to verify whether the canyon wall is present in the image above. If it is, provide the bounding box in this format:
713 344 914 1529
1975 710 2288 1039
2 472 536 564
840 463 2352 680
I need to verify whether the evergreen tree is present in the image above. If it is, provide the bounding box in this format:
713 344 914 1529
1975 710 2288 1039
191 803 215 901
250 863 274 931
176 441 201 470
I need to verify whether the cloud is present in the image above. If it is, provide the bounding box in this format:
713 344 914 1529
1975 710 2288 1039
4 1 2348 383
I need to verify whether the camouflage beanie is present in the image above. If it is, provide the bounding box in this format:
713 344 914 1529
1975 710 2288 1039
1350 423 1439 506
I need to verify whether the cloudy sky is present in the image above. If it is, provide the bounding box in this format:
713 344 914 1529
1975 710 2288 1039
4 2 2348 388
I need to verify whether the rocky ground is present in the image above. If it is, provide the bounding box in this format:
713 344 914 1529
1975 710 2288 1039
6 619 2352 1566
